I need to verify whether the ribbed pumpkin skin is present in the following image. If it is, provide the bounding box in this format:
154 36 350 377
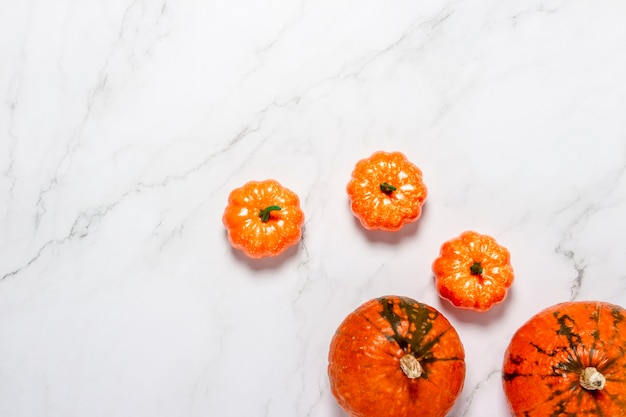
502 301 626 417
346 151 427 232
328 296 465 417
222 179 304 258
432 230 514 312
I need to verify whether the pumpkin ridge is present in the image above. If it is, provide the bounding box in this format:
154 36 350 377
423 355 464 362
591 395 605 417
418 327 451 352
529 341 569 358
352 309 400 346
588 308 602 365
378 297 437 355
609 310 626 353
417 352 462 380
597 355 620 374
606 389 626 408
502 371 532 382
611 307 625 328
349 308 418 362
604 387 626 411
554 313 585 354
548 398 572 417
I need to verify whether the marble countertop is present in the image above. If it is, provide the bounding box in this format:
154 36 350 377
2 1 626 416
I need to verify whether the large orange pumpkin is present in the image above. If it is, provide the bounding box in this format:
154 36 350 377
502 301 626 416
328 296 465 417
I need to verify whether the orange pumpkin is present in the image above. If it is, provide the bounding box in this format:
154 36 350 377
432 231 514 312
328 296 465 417
222 179 304 258
346 151 427 231
502 301 626 417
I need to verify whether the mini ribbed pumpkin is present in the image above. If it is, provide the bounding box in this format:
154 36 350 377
346 151 427 231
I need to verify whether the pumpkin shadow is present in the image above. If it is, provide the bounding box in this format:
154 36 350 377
226 230 303 271
352 203 428 245
435 283 515 326
327 398 349 417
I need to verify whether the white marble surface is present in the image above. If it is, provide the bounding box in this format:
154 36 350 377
1 1 626 416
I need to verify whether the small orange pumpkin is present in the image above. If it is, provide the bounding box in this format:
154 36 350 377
502 301 626 416
432 231 514 312
222 179 304 258
346 151 427 231
328 296 465 417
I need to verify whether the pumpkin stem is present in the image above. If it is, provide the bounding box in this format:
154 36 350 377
399 353 422 379
579 367 606 391
258 205 281 223
380 182 397 195
470 262 483 275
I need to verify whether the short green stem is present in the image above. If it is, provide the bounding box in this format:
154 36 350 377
470 262 483 275
259 205 281 222
380 182 397 194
